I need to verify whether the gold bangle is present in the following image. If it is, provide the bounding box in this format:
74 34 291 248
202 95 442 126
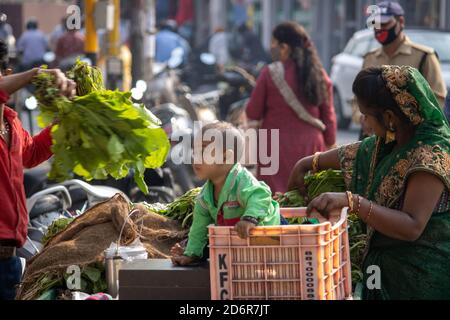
312 152 322 173
355 195 362 215
366 201 374 223
346 191 354 213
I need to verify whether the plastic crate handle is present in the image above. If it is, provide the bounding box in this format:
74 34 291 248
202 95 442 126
281 207 344 223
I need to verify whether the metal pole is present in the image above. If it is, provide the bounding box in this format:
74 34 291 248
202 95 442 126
106 0 123 90
262 0 273 50
108 0 120 57
439 0 447 29
129 0 145 87
144 0 156 82
85 0 98 65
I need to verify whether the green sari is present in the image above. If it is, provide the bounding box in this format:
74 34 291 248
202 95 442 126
338 66 450 300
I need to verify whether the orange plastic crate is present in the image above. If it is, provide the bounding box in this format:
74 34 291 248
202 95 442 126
208 208 352 300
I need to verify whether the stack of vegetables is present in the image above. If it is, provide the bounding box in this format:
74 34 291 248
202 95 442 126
276 169 367 286
33 60 170 194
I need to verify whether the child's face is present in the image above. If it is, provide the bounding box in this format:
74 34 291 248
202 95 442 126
193 162 223 181
192 141 232 180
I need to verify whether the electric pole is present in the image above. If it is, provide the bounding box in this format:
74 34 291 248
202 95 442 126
129 0 145 86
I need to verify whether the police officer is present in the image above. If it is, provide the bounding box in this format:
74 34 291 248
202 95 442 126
357 1 447 137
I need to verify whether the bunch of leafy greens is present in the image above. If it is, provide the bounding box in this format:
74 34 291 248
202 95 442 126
143 188 202 229
64 262 108 295
36 262 107 300
42 217 74 246
33 62 170 194
277 190 305 208
278 169 366 287
304 169 346 200
305 169 366 287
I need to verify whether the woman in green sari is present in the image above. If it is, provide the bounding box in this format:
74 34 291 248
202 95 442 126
288 65 450 300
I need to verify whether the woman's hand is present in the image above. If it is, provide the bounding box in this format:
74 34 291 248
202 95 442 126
287 159 309 196
37 68 77 98
306 192 349 219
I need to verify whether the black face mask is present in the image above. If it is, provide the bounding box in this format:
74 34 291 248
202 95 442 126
375 22 402 46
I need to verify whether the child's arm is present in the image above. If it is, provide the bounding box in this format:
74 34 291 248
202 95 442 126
239 180 278 225
183 199 214 259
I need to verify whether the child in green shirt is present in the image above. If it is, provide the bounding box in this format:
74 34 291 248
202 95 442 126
171 122 280 266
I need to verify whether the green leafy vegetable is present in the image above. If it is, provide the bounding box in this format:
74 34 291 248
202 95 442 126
42 218 74 246
61 262 108 295
279 170 367 288
143 188 202 229
304 169 366 288
66 58 105 95
277 190 305 207
304 169 346 201
33 60 170 194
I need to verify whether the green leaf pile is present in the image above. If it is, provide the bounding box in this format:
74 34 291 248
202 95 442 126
33 61 170 194
143 188 202 229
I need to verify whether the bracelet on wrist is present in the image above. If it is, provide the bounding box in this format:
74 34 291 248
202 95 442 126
312 152 322 173
346 191 354 213
242 216 259 225
366 201 374 223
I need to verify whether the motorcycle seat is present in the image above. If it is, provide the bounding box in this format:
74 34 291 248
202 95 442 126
29 194 63 220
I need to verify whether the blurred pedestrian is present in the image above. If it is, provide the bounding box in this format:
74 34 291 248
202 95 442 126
0 13 13 43
16 18 48 70
175 0 194 42
229 23 269 68
49 17 67 53
246 22 337 193
209 27 231 72
0 13 15 61
55 23 85 66
155 20 190 64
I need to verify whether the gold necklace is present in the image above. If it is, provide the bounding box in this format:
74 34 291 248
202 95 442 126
0 120 10 136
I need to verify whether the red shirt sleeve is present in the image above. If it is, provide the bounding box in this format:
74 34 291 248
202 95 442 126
246 67 269 121
21 126 54 168
0 89 10 104
319 75 337 146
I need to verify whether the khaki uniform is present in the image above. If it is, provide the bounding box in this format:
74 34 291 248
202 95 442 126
353 36 448 123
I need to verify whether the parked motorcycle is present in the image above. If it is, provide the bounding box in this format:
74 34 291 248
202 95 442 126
18 178 129 261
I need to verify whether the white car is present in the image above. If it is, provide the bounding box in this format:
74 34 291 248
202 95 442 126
331 29 450 129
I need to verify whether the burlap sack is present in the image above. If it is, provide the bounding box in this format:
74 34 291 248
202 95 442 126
16 194 188 300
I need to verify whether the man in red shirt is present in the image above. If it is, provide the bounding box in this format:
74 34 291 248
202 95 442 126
55 27 85 66
0 39 76 300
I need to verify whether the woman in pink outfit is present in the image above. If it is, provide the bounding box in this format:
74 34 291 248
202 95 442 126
246 22 337 193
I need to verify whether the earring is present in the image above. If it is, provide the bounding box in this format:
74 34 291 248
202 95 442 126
385 124 396 144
